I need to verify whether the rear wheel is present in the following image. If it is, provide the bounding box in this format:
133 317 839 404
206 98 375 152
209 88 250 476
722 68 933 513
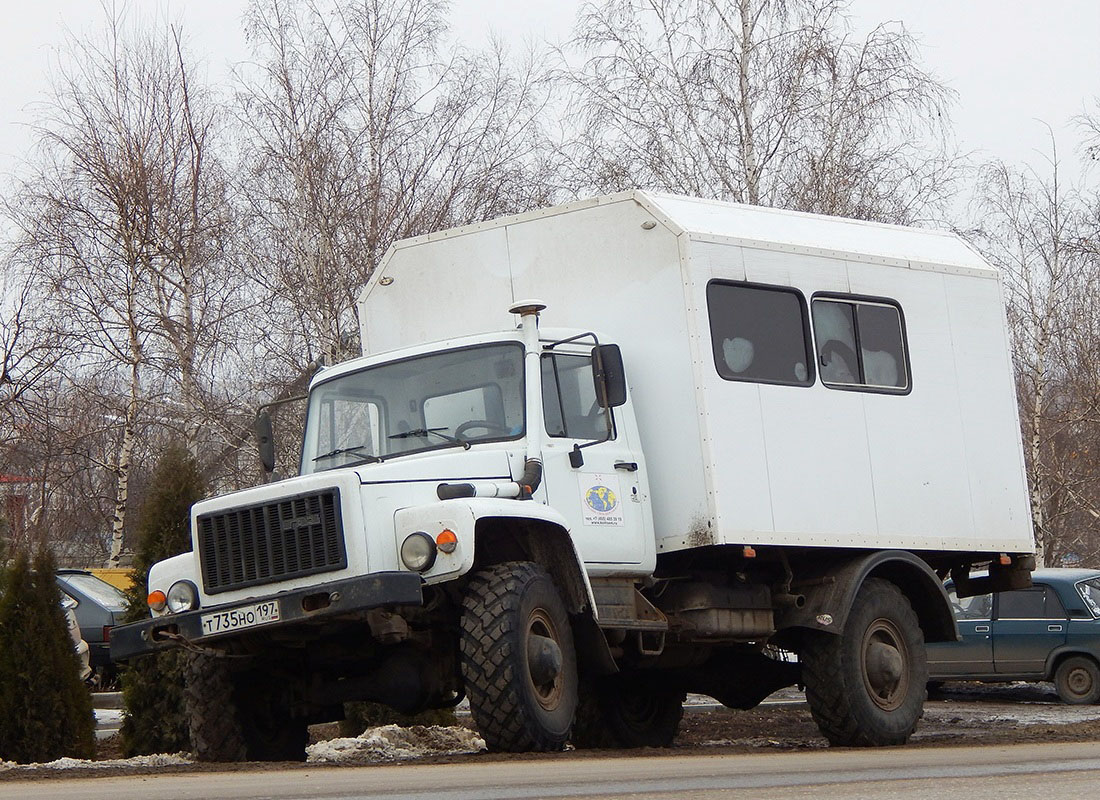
460 562 578 751
1054 656 1100 704
801 578 927 746
573 673 684 748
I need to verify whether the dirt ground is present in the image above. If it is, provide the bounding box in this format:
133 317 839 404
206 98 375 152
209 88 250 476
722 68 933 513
10 682 1100 781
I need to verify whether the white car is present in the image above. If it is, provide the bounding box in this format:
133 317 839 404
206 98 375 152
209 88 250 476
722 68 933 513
62 595 92 682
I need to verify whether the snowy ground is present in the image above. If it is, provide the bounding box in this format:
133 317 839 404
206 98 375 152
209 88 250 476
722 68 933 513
306 724 486 763
0 753 190 772
0 725 485 774
4 681 1091 775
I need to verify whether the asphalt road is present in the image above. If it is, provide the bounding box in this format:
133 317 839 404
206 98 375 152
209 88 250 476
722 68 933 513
7 742 1100 800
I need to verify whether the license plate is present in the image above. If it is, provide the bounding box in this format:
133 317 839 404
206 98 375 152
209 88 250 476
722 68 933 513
200 600 281 635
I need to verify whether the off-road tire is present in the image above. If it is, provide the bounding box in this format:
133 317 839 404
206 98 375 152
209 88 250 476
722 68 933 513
183 652 247 762
183 654 308 762
460 562 578 751
573 673 684 748
801 578 927 747
1054 655 1100 704
236 671 310 761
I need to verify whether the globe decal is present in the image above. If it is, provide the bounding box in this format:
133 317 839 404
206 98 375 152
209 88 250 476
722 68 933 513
585 485 618 513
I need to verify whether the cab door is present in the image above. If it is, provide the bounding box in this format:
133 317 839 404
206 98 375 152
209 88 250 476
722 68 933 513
537 347 650 566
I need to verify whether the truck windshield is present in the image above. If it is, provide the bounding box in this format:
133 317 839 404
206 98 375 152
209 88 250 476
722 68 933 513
301 342 525 473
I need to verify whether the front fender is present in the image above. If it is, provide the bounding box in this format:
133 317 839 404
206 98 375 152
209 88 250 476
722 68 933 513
396 498 614 675
393 498 577 588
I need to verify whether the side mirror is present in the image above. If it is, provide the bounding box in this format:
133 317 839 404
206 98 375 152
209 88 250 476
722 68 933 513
254 411 275 474
593 344 627 408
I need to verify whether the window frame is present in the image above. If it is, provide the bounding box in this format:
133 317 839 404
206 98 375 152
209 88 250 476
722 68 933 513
706 279 816 388
810 292 913 396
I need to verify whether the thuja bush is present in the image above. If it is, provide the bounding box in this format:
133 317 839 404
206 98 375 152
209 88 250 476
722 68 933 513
120 444 205 757
0 548 95 763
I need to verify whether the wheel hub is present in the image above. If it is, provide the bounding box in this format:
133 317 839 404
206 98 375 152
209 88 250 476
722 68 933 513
861 618 910 711
526 608 565 710
528 634 563 687
1067 667 1093 695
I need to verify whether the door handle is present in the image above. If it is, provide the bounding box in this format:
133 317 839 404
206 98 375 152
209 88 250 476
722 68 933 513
1048 624 1063 632
974 625 990 633
614 461 638 471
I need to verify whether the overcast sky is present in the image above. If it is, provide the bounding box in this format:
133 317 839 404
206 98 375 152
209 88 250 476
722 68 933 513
1 0 1097 186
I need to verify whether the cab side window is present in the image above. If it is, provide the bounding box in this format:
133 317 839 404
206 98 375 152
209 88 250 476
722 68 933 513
541 352 608 440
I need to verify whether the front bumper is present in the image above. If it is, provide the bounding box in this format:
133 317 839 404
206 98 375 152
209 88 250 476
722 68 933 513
110 571 423 661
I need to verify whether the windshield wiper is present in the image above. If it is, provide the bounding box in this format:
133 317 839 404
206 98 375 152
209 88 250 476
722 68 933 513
388 428 471 450
313 444 378 462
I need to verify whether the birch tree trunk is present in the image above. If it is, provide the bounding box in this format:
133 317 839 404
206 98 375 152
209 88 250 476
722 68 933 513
108 357 141 567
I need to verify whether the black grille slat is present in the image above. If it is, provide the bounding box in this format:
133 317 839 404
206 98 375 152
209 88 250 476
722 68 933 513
197 488 346 595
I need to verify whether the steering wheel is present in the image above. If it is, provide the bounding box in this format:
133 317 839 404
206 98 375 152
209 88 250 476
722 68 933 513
454 420 513 439
820 339 859 381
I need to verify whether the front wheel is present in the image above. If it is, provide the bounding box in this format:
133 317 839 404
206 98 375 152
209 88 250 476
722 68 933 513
460 562 578 751
801 578 927 746
1054 656 1100 704
183 652 247 762
183 653 308 762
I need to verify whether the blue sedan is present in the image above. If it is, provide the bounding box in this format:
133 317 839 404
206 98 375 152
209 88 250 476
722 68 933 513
927 568 1100 704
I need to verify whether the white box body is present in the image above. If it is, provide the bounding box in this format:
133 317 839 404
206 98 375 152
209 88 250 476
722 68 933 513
358 192 1034 557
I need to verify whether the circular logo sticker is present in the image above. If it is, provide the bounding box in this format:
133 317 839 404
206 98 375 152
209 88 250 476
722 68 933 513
585 486 618 513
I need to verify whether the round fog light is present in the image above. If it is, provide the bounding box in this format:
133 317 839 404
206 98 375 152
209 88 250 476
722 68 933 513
400 532 437 572
167 580 199 613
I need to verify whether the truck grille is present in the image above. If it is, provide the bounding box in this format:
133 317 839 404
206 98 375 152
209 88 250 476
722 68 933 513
197 489 347 594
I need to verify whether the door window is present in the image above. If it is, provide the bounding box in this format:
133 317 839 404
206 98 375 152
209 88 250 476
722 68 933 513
948 588 992 620
997 586 1066 619
541 353 609 441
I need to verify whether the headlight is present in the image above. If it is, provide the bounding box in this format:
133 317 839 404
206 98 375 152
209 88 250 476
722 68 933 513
166 580 199 613
400 532 437 572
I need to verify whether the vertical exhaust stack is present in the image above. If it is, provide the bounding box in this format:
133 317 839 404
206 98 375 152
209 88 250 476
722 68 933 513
436 301 546 501
510 301 546 498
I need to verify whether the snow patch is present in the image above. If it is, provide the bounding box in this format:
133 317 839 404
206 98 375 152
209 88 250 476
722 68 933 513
0 753 191 771
307 724 486 763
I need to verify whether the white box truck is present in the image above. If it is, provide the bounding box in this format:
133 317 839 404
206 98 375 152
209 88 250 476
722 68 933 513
113 191 1034 760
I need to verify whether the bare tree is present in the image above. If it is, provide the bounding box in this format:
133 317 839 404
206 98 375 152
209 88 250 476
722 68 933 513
559 0 960 223
7 10 239 564
968 134 1100 567
236 0 557 377
0 270 70 442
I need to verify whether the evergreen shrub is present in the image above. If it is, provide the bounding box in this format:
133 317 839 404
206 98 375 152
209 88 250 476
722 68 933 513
119 444 205 756
0 548 96 763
